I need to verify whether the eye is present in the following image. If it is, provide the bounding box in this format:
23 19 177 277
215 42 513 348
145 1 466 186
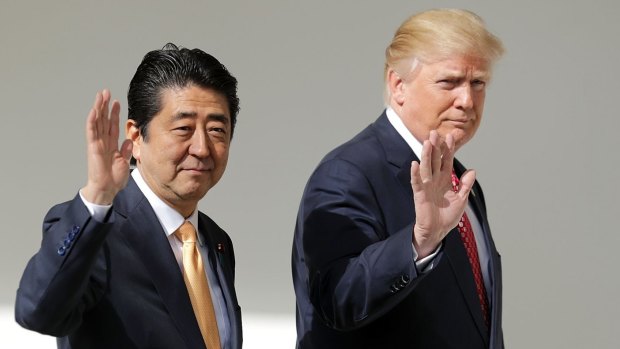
471 79 486 91
208 125 228 141
209 127 226 134
172 125 194 136
437 79 457 89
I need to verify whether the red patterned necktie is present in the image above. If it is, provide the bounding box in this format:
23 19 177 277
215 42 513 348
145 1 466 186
451 171 489 327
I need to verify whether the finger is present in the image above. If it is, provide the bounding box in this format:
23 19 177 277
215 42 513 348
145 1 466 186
419 140 432 183
120 139 133 162
410 161 423 191
457 169 476 200
91 90 102 111
428 130 439 146
110 100 121 141
92 91 103 137
429 130 441 176
86 107 97 143
440 132 456 173
101 89 111 137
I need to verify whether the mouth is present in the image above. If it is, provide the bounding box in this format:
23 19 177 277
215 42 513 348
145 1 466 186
180 159 215 173
445 118 472 127
181 167 212 174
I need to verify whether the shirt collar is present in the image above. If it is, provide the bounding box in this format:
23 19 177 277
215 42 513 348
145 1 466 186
132 169 200 243
385 106 423 160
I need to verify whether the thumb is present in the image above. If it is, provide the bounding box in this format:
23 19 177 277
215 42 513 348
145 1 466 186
120 139 133 162
457 169 476 200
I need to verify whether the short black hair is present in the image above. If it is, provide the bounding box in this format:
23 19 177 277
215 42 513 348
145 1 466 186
127 43 239 142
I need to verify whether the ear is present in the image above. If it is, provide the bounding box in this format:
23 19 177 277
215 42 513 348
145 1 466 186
126 120 142 162
387 69 406 106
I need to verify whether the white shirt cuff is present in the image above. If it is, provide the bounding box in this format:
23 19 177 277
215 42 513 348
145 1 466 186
79 190 112 222
412 242 442 273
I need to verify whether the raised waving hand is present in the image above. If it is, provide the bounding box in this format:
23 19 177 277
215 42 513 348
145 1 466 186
410 130 476 258
81 90 133 205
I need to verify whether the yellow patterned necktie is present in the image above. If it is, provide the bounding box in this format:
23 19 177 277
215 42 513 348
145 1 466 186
175 221 222 349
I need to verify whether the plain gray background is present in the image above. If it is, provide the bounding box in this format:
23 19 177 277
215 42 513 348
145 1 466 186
1 0 619 347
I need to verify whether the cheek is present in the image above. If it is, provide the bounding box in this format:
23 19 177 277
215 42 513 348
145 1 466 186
474 94 486 113
475 104 485 119
163 142 190 163
216 148 230 170
427 95 454 118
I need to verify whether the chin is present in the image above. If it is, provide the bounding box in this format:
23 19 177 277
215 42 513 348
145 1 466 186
455 134 475 151
181 181 211 198
179 190 209 204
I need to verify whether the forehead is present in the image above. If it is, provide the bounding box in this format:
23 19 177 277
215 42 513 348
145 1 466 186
421 55 490 77
158 85 230 119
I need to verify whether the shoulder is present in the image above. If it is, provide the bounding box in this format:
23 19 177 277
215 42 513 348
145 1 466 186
111 178 149 218
302 127 391 207
328 124 382 160
198 212 232 243
316 112 408 175
316 124 386 178
198 212 223 230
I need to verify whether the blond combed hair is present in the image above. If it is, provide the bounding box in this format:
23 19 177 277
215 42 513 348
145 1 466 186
384 9 505 102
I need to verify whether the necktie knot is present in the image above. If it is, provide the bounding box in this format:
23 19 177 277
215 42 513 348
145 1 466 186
175 221 198 243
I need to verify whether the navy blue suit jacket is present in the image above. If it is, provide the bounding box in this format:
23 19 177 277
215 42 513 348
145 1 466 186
292 112 503 348
15 178 242 349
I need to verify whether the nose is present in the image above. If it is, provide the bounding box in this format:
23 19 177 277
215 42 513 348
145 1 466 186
188 129 211 158
455 85 474 110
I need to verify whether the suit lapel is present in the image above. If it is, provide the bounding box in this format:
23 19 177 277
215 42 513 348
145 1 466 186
466 175 503 346
444 228 490 343
371 113 419 197
116 179 206 349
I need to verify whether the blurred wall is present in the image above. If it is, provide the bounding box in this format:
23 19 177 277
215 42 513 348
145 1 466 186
1 1 618 347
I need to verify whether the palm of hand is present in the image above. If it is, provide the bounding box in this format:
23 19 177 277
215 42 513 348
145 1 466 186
82 90 133 205
409 131 474 257
412 175 463 237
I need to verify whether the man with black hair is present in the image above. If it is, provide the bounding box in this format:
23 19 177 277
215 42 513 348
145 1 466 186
16 43 242 349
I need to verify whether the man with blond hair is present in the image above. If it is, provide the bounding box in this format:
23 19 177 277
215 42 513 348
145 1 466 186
292 9 505 348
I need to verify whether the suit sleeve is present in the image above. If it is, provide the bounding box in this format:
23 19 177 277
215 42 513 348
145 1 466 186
299 159 427 331
15 194 114 336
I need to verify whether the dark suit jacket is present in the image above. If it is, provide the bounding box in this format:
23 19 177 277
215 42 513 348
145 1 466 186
15 178 242 349
292 112 503 348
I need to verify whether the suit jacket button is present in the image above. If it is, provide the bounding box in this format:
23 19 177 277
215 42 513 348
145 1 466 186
63 239 72 248
71 225 80 234
57 246 66 256
401 274 410 283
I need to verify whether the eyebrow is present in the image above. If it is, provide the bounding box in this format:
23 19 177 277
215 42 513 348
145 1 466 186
172 111 230 124
207 114 230 124
471 71 491 80
435 72 491 84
